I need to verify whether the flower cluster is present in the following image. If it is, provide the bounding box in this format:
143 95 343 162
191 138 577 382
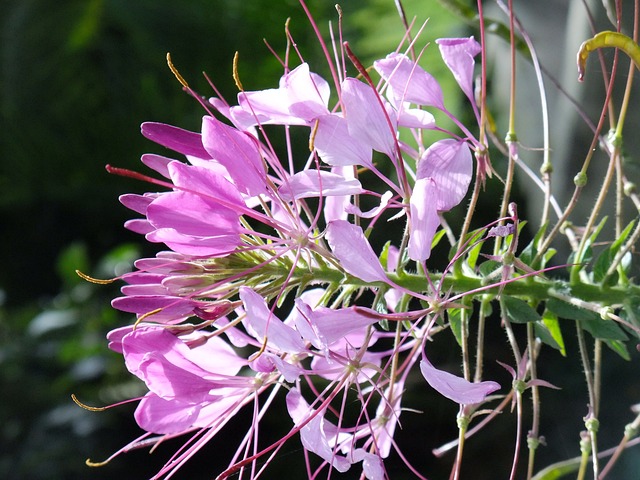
95 30 502 480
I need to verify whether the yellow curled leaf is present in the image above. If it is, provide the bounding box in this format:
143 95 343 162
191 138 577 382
577 31 640 81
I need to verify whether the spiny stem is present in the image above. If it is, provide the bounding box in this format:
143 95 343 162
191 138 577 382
526 324 540 480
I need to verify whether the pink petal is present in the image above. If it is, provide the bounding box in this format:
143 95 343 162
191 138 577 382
323 166 355 222
286 389 352 473
239 287 306 354
278 170 363 201
417 139 473 211
135 393 201 434
408 178 441 262
436 37 482 103
119 193 155 215
111 295 197 323
314 114 373 167
147 191 240 236
295 300 379 347
238 63 330 125
325 220 389 284
342 78 397 160
146 228 240 257
201 115 267 197
374 53 445 109
168 161 245 209
420 357 500 404
397 105 436 129
141 122 209 159
140 154 173 178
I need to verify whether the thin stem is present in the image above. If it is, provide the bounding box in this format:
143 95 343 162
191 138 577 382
576 324 596 415
493 0 517 256
510 389 523 480
600 410 640 478
593 339 602 416
473 297 490 383
460 302 471 381
526 324 540 480
576 322 600 477
450 410 468 480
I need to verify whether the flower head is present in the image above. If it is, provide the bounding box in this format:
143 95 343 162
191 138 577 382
89 12 493 478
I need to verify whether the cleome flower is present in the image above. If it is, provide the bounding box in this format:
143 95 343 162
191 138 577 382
86 9 499 479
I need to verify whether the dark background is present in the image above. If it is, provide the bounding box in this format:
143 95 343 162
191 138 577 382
1 1 639 479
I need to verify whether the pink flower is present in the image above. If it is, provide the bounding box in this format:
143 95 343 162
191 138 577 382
96 25 494 479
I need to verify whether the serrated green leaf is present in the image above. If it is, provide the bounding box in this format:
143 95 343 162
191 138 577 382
540 310 566 356
546 298 597 321
502 296 541 323
581 317 628 341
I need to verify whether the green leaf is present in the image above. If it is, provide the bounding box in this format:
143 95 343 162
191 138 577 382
449 227 485 263
466 236 484 270
379 241 391 271
502 296 541 323
448 307 463 346
431 228 447 251
584 217 607 253
478 259 501 277
620 296 640 339
546 298 597 321
604 339 630 360
592 247 617 286
531 457 581 480
581 317 628 341
610 219 635 252
539 310 566 356
534 322 562 353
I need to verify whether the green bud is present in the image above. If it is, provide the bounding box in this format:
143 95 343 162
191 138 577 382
585 417 600 433
624 182 636 196
574 172 588 187
540 162 553 175
513 379 527 394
